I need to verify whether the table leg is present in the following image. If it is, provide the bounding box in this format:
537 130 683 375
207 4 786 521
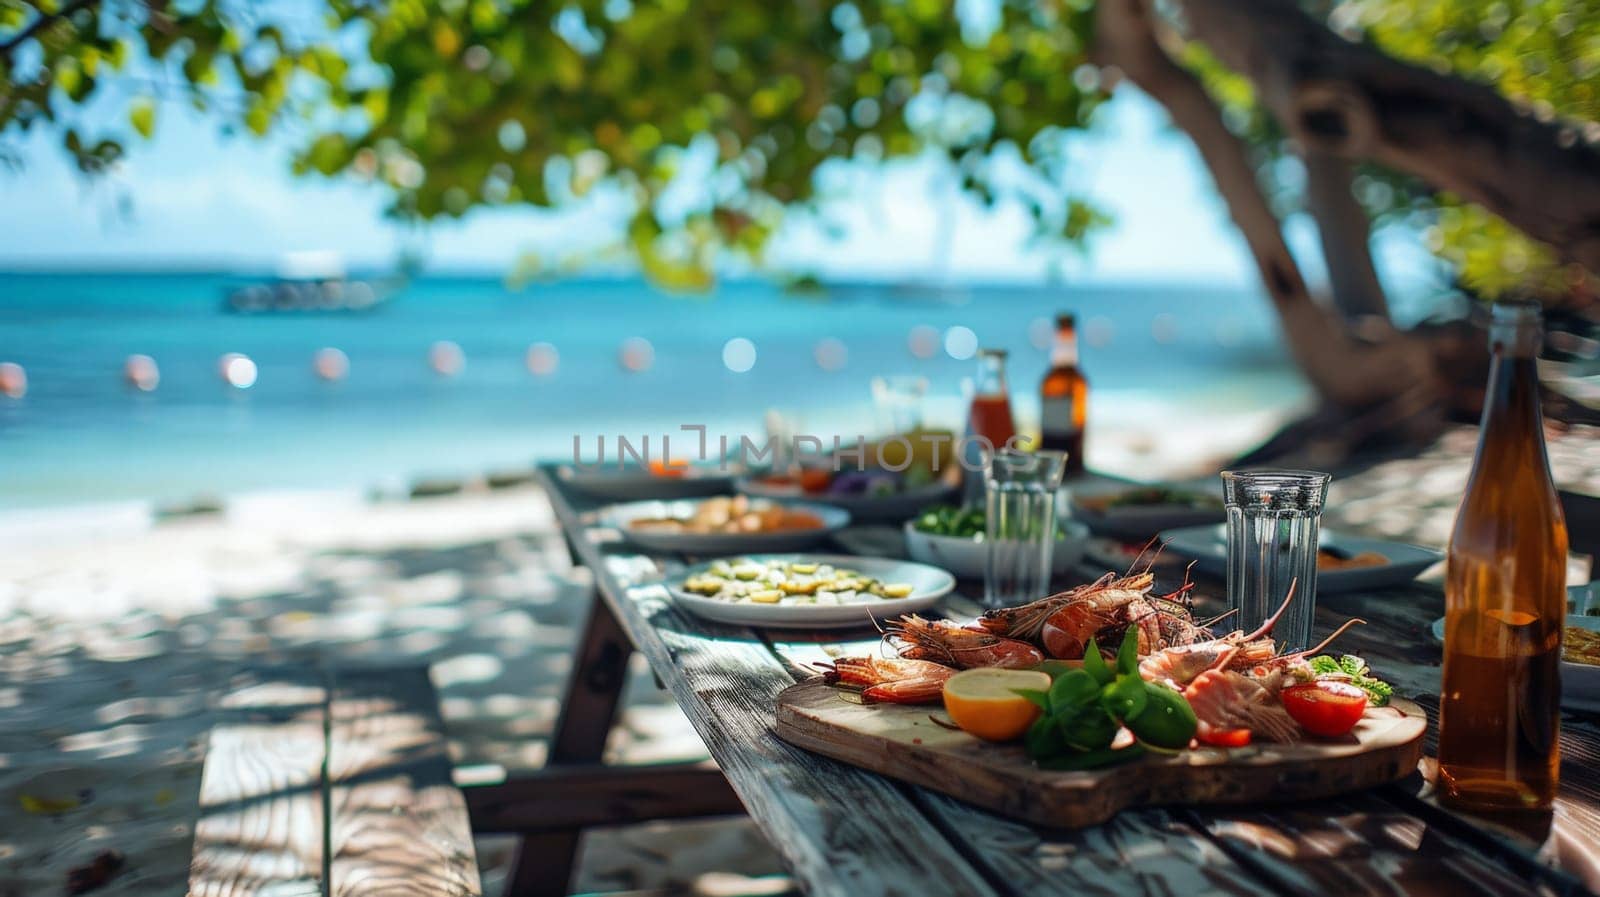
549 592 633 765
503 587 633 897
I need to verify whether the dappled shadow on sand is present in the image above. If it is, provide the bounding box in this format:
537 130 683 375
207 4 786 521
0 486 752 894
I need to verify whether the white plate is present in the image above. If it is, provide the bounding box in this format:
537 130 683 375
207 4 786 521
668 554 955 629
600 499 851 554
1430 602 1600 711
902 520 1089 580
1159 524 1442 594
558 465 735 501
736 477 957 523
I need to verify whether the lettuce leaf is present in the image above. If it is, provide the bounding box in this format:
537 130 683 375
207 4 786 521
1309 654 1393 706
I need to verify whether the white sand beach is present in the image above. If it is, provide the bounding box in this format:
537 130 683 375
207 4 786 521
0 483 786 895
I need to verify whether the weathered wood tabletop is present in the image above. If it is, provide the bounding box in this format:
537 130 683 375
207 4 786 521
534 463 1600 897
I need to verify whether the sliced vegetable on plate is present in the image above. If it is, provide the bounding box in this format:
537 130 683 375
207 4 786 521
669 554 956 628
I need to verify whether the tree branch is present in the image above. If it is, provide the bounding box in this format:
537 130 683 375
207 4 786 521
1303 150 1389 321
1173 0 1600 275
0 0 97 61
1092 0 1433 410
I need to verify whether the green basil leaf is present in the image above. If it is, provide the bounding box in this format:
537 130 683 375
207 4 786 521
1012 688 1051 712
1024 713 1067 759
1082 638 1113 685
1056 706 1119 751
1048 669 1101 711
1115 626 1139 677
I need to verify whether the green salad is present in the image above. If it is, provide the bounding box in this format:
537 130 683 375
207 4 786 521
913 505 987 538
914 505 1069 540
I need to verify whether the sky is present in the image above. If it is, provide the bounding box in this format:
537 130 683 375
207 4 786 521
0 85 1435 290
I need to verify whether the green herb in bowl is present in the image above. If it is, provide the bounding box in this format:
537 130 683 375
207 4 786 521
913 505 986 538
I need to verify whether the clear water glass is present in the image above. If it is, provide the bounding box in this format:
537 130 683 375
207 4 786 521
984 449 1068 608
871 375 928 434
1221 469 1331 652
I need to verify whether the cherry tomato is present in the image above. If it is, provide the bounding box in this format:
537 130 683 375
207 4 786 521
1281 681 1368 737
648 459 689 478
1196 725 1252 748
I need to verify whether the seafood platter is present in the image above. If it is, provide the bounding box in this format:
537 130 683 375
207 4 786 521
768 561 1426 827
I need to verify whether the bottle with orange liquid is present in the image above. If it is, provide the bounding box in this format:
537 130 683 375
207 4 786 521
962 349 1018 503
1438 301 1568 813
1039 313 1089 475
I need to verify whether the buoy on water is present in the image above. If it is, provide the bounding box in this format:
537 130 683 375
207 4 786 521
907 325 939 360
0 362 25 398
124 354 160 392
814 337 847 371
429 341 464 377
314 347 350 382
219 353 258 389
525 342 559 376
619 337 654 373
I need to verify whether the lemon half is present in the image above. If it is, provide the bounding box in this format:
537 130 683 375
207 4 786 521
942 668 1051 743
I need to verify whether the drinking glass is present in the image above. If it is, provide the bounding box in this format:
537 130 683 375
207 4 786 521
984 449 1068 608
871 375 928 435
1221 469 1331 652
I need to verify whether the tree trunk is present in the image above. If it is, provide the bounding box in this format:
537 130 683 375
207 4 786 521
1170 0 1600 277
1092 0 1436 417
1302 151 1390 323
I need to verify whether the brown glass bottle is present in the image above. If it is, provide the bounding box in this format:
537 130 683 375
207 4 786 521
1438 302 1567 813
1039 314 1089 475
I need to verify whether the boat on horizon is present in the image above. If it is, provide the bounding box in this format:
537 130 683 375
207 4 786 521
223 251 398 314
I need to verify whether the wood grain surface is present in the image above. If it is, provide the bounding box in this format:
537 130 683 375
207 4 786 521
538 463 1600 897
611 580 1004 897
544 473 1009 897
773 679 1425 828
326 668 481 897
766 633 1279 897
188 670 327 897
188 667 480 897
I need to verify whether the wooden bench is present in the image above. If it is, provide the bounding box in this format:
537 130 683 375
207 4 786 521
189 665 481 897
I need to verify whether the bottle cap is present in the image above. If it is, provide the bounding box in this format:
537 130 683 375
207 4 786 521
1056 313 1077 328
977 348 1009 359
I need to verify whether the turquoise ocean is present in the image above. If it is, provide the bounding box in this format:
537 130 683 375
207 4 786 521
0 272 1309 511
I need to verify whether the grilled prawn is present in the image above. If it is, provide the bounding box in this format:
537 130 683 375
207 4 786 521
816 656 955 704
889 615 1044 669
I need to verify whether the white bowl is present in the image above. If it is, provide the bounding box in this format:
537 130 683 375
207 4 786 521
902 519 1089 580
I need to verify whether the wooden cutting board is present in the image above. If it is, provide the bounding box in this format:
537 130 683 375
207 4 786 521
773 679 1426 828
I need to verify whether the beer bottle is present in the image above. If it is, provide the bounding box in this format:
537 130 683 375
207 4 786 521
1438 301 1568 813
1040 314 1089 475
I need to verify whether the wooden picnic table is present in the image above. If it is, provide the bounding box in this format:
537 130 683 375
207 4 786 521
525 462 1600 897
